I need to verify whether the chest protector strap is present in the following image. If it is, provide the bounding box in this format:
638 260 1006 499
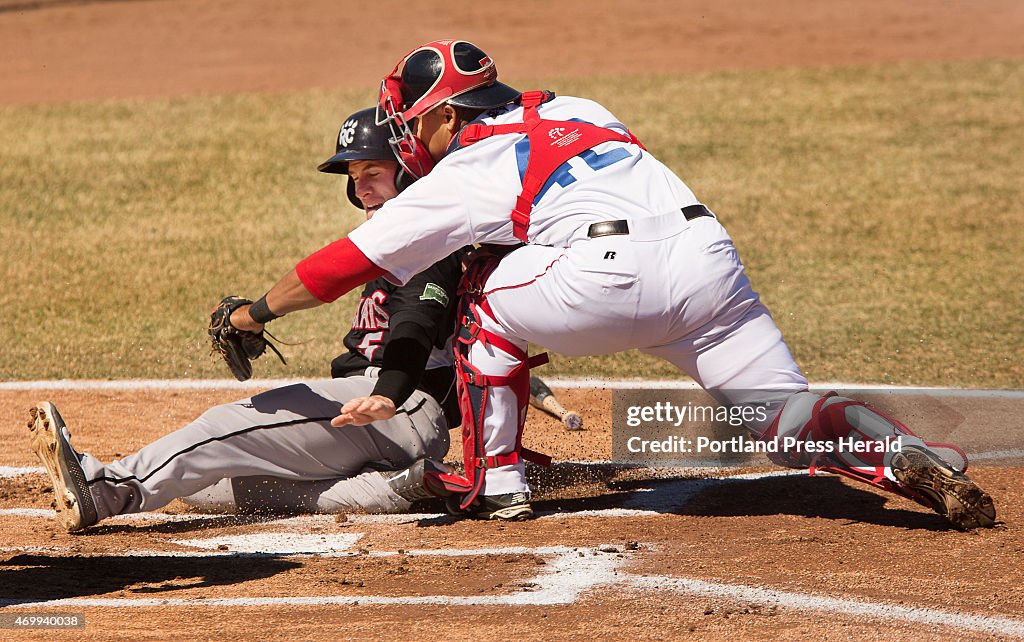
458 91 645 242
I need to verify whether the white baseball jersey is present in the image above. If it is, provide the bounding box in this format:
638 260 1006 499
348 95 700 284
349 93 806 497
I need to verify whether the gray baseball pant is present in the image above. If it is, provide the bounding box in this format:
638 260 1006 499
78 377 449 518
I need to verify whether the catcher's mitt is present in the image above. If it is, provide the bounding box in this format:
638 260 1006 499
208 296 286 381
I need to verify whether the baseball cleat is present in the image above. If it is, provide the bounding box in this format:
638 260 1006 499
381 458 456 502
27 402 98 532
891 445 996 530
446 491 534 521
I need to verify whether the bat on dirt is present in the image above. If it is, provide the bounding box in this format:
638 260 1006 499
529 376 583 430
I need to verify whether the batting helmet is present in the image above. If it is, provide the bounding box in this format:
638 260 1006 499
318 107 412 209
376 40 521 178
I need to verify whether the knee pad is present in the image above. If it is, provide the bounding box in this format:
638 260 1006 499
767 391 909 468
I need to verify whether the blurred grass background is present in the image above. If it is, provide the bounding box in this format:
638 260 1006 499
1 59 1021 386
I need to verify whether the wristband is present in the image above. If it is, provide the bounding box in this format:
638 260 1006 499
248 296 280 324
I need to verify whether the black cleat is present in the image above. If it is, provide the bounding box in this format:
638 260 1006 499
27 402 98 532
446 491 534 521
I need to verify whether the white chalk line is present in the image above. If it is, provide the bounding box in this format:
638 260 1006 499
631 575 1024 638
0 546 624 608
3 537 1023 637
1 378 1022 397
969 449 1024 461
172 532 364 555
0 465 44 478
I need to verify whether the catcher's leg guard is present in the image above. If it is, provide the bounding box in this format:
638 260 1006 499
764 392 985 511
453 255 550 510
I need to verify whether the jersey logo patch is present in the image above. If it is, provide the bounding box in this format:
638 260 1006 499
419 283 449 306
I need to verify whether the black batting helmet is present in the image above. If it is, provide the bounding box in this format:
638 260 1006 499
318 107 411 209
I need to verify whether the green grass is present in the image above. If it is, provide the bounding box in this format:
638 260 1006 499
1 60 1021 386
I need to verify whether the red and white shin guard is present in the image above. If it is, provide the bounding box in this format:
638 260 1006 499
763 391 969 504
451 254 550 510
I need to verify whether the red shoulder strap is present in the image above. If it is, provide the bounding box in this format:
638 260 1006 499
457 91 644 242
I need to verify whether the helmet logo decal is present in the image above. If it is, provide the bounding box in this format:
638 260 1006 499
339 119 357 147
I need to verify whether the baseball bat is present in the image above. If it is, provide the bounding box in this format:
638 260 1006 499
529 376 584 430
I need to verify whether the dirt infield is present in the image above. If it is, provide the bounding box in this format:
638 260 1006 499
2 386 1023 640
3 1 1024 639
2 0 1023 105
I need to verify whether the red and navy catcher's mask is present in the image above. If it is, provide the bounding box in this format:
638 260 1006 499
376 39 520 179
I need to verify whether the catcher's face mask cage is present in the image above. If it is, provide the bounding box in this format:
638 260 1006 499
376 40 499 178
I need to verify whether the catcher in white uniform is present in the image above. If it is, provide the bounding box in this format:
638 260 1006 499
215 39 993 528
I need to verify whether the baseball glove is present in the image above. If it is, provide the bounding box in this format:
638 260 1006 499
208 296 286 381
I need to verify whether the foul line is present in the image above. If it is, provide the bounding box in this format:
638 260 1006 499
0 547 623 609
0 466 44 478
631 575 1024 637
2 539 1023 637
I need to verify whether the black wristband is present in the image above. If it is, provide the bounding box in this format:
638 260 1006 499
370 368 415 407
248 296 280 324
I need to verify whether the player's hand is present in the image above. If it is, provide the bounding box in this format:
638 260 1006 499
225 303 264 333
332 395 397 427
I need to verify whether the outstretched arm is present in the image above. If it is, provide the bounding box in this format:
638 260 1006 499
229 269 323 331
330 328 431 426
229 237 386 332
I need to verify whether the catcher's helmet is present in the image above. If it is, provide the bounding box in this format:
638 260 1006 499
318 107 411 209
376 40 520 178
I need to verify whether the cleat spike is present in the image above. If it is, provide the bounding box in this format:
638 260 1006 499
892 445 996 530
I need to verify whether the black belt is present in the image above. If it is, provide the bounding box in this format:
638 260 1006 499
587 204 712 238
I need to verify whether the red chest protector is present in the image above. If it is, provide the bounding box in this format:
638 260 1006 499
456 91 645 242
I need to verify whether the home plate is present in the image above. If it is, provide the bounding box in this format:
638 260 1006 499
173 533 364 554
